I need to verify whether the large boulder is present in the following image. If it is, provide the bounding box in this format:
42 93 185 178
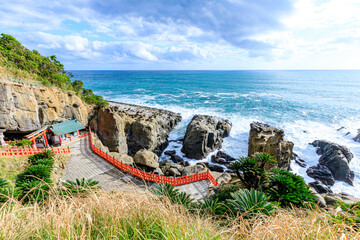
309 181 333 194
134 149 159 169
184 163 208 175
182 115 232 159
248 122 294 169
306 164 335 186
311 140 354 185
92 104 181 157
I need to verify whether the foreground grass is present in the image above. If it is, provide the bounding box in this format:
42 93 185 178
0 187 359 239
0 188 227 239
0 156 28 186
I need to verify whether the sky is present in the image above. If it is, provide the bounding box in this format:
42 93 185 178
1 0 360 70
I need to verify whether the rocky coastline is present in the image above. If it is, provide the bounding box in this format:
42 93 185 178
1 78 359 207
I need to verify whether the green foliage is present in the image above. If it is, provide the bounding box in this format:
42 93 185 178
266 168 316 208
0 33 108 107
0 177 9 188
329 201 360 231
16 164 52 184
16 179 50 203
8 139 32 147
198 198 227 215
28 150 54 165
151 183 194 208
62 178 99 194
211 184 239 202
227 189 276 217
229 153 276 190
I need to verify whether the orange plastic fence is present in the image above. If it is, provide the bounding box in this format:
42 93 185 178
88 132 219 187
0 147 71 157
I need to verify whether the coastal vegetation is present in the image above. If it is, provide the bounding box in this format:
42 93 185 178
0 152 359 238
0 33 108 107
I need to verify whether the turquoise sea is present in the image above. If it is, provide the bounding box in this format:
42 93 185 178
71 70 360 196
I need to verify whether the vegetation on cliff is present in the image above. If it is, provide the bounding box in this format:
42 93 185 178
0 33 107 107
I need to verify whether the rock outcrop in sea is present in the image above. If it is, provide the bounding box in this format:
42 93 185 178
310 140 354 185
90 103 182 158
182 115 232 159
248 122 294 169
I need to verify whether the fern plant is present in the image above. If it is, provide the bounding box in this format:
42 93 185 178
0 178 9 188
198 197 227 215
151 183 194 208
266 168 316 208
16 179 50 203
227 189 275 217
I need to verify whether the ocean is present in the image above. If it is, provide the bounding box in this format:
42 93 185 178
71 70 360 197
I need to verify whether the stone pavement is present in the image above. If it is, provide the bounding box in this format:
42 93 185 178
61 137 210 200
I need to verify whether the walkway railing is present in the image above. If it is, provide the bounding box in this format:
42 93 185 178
88 130 218 186
0 147 71 157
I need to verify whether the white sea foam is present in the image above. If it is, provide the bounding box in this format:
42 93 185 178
109 96 360 197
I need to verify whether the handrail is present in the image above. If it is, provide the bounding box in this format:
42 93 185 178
88 129 218 186
0 147 71 157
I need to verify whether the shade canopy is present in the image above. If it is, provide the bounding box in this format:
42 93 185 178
50 119 85 136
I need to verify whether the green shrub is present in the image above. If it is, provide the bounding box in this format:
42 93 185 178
151 183 194 208
211 184 239 202
16 164 52 184
0 178 9 188
227 189 276 217
198 198 227 215
229 153 276 190
16 179 50 203
0 33 108 107
62 178 99 194
266 168 316 208
28 150 54 165
14 139 32 147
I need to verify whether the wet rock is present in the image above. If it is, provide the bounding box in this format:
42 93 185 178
292 153 307 168
309 181 333 194
170 154 184 164
168 167 182 177
311 140 354 185
164 150 176 157
211 155 227 164
182 115 232 159
248 122 294 169
216 151 236 161
354 129 360 142
310 187 327 208
133 149 159 169
182 161 190 167
306 164 336 186
207 163 225 173
184 163 208 175
159 160 171 173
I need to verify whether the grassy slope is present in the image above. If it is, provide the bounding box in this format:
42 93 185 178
0 156 28 186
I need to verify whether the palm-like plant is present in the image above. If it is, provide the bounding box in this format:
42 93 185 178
227 189 275 217
229 153 276 190
0 178 9 188
62 178 99 193
198 198 227 215
151 183 194 208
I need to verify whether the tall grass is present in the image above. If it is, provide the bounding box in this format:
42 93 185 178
0 188 227 239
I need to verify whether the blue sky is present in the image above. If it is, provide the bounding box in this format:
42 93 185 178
1 0 360 70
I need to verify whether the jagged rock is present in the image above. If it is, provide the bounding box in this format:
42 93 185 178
170 155 184 164
164 150 176 157
354 129 360 142
153 168 164 175
0 79 92 132
211 155 227 164
292 153 307 168
134 149 159 169
93 104 181 157
114 153 134 165
311 140 354 185
216 151 236 161
309 181 333 194
97 108 128 153
160 160 171 173
182 161 190 167
204 162 225 173
306 164 336 186
182 115 232 159
168 167 181 177
310 187 327 208
321 193 360 207
248 122 294 169
171 164 185 174
184 163 208 175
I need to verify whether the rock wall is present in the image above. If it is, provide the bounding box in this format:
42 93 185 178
248 122 294 169
0 79 93 133
91 102 182 157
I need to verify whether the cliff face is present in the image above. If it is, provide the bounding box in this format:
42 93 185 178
90 102 182 156
0 79 93 133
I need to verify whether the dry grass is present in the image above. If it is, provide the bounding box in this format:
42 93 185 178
228 208 360 239
0 188 228 239
0 57 39 83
